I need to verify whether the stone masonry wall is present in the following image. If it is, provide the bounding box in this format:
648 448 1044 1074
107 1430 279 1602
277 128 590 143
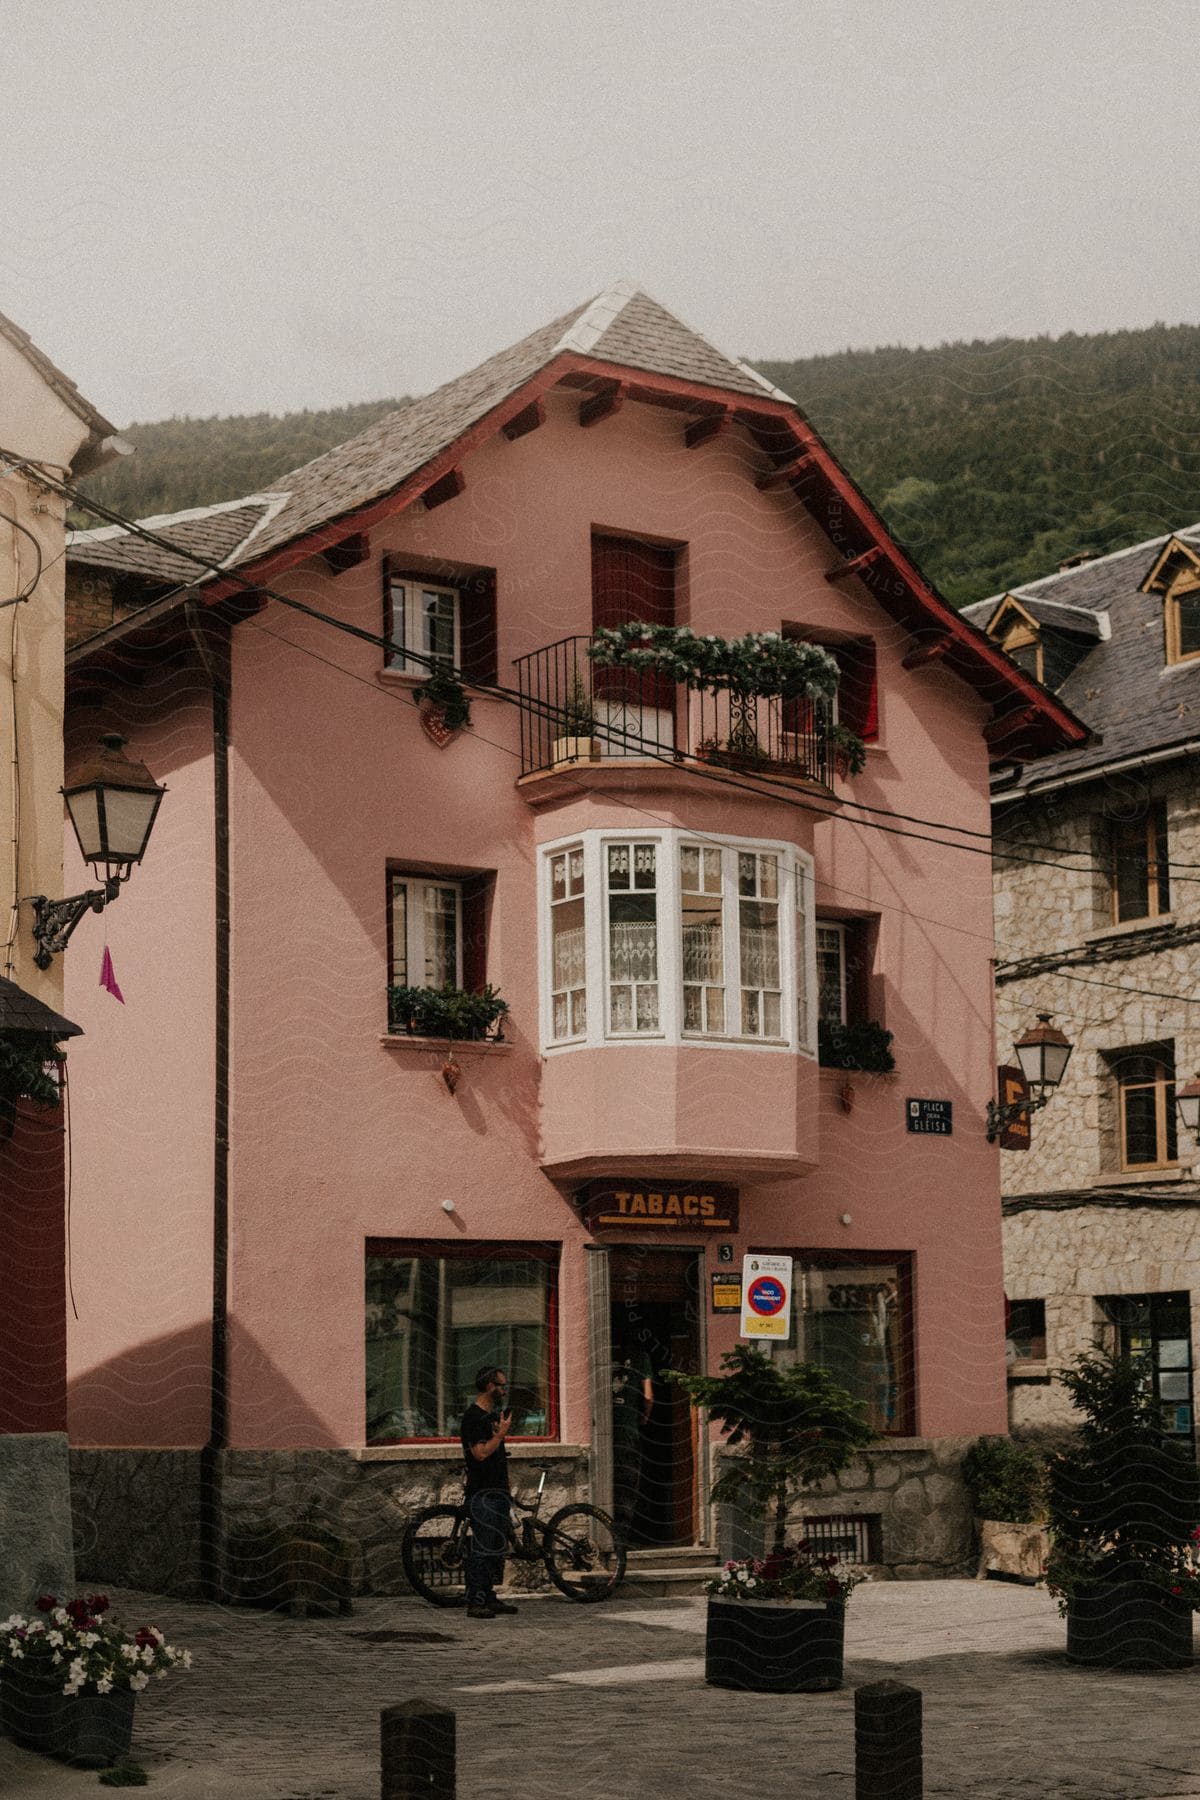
71 1446 588 1599
717 1438 975 1579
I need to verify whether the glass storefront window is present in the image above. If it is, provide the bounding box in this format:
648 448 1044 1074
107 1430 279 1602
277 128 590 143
365 1245 557 1442
775 1255 912 1434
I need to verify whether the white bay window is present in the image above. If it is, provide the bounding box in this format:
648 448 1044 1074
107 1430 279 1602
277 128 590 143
542 830 816 1054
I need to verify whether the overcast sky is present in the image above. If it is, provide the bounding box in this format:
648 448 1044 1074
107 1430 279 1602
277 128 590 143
4 0 1197 426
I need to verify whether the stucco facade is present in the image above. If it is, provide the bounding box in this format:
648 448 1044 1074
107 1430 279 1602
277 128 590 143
62 292 1081 1593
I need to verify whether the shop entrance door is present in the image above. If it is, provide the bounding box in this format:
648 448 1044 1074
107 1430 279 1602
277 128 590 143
608 1247 703 1546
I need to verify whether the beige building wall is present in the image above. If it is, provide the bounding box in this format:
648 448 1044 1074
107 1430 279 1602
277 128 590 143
0 330 115 1010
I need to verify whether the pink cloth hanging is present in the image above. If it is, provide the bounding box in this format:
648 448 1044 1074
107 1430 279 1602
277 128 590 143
99 945 125 1004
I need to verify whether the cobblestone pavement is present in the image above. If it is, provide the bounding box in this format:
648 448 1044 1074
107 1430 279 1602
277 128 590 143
6 1579 1200 1798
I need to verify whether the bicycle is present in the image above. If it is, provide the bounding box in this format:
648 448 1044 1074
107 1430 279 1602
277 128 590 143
400 1467 627 1607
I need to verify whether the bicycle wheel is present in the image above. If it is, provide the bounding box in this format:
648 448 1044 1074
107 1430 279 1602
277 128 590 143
401 1505 469 1607
541 1504 627 1603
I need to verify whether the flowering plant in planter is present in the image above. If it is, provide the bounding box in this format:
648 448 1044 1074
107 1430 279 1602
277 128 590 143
706 1543 864 1605
0 1595 191 1695
588 623 840 702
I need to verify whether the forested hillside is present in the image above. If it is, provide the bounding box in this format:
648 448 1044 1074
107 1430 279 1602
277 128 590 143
77 323 1200 606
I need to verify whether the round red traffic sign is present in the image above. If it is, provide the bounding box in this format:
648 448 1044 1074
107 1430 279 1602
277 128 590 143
747 1275 786 1316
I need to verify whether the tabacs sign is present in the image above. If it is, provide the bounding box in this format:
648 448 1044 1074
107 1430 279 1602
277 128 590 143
578 1181 738 1232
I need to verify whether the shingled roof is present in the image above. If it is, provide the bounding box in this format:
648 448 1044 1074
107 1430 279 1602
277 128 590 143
65 282 1087 763
0 309 122 474
966 524 1200 795
69 496 286 585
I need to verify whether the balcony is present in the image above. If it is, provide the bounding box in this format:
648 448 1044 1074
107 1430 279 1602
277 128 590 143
514 636 837 785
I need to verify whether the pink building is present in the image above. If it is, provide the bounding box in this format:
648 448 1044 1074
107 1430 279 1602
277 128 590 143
62 286 1084 1594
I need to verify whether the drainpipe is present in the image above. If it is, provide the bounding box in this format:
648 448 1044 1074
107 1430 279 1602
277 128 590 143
185 599 230 1601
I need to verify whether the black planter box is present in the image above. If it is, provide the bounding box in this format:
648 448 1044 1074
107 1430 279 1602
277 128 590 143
1066 1583 1194 1670
1 1668 135 1766
705 1597 845 1693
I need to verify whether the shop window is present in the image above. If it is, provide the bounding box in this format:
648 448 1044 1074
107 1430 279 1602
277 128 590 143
542 831 815 1052
774 1254 913 1434
365 1242 558 1443
1107 1042 1177 1171
1097 1292 1193 1443
1109 800 1170 924
1005 1298 1046 1362
383 560 496 682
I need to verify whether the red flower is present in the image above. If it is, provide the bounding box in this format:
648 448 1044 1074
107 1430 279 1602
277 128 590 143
134 1627 157 1649
86 1594 110 1616
1172 1586 1183 1595
64 1598 99 1629
34 1595 56 1613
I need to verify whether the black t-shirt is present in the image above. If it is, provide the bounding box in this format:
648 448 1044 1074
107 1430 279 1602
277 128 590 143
461 1401 510 1495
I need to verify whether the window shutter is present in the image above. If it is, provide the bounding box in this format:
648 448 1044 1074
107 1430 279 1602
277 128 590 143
459 572 497 684
460 874 491 993
381 555 399 665
591 534 678 707
831 638 878 742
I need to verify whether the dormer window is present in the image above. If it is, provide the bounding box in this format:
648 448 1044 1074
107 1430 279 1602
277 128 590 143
1138 536 1200 667
1000 619 1042 681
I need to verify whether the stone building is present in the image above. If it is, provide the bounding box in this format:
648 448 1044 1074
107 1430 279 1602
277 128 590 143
964 529 1200 1445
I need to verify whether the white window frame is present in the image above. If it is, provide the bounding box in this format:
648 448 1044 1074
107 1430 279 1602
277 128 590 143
390 875 463 989
538 829 817 1057
387 578 461 676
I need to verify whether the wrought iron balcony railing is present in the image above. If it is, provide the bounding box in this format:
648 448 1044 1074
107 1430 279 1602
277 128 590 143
513 636 834 784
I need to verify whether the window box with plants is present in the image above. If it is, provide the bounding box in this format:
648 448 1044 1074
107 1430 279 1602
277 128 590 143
387 984 509 1043
817 1020 895 1074
963 1435 1048 1583
668 1346 878 1693
1045 1349 1200 1669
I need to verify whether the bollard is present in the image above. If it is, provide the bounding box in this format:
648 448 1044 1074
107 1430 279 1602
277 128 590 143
381 1699 455 1799
855 1679 921 1800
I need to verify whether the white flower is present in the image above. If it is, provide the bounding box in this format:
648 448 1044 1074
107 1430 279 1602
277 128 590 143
745 1578 757 1590
130 1671 149 1692
155 1669 167 1680
120 1644 137 1661
96 1676 113 1695
141 1645 155 1666
62 1681 80 1696
68 1658 85 1682
7 1642 23 1659
51 1651 62 1664
736 1569 750 1582
80 1632 99 1647
46 1630 63 1647
181 1651 192 1669
53 1609 69 1626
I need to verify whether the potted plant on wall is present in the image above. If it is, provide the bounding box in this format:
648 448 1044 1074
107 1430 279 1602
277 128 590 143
553 671 601 766
0 1593 190 1768
668 1346 878 1692
414 666 472 746
1044 1349 1200 1668
0 1028 66 1139
964 1435 1048 1582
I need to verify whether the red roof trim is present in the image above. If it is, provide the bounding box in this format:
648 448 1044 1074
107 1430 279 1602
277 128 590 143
170 347 1088 757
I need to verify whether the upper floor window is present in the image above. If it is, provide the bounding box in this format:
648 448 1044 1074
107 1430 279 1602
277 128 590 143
383 559 497 683
1165 585 1200 665
1110 800 1169 924
541 830 815 1054
1110 1042 1177 1171
391 876 460 988
816 923 848 1024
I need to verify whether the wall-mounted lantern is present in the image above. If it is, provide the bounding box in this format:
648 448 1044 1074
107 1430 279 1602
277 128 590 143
1175 1076 1200 1140
31 735 166 968
986 1013 1074 1143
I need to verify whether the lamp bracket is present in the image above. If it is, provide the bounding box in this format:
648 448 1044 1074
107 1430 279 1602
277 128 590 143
31 874 122 969
985 1089 1050 1145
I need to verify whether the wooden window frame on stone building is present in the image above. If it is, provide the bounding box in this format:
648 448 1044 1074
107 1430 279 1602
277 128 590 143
1110 800 1170 925
1164 573 1200 666
1000 619 1043 683
1114 1046 1178 1173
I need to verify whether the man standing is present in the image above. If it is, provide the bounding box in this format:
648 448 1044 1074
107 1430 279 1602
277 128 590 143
460 1365 518 1619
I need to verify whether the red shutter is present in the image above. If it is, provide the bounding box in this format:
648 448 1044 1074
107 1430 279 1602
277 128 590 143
460 874 491 993
591 534 678 708
459 572 497 684
831 639 878 742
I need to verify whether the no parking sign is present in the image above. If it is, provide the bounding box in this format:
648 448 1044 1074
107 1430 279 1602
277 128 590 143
739 1253 793 1340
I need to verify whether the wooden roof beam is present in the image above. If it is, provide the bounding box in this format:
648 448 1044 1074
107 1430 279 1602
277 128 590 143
826 546 886 584
502 398 545 441
684 407 731 450
422 468 465 510
901 632 953 671
756 452 816 491
579 381 627 428
320 532 369 575
984 705 1039 746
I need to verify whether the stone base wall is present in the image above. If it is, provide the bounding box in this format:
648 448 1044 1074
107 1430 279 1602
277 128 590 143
1 1433 74 1615
716 1436 975 1579
71 1445 588 1598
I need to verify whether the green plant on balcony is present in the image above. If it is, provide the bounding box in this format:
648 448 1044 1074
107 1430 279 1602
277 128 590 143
827 722 868 777
560 670 597 735
387 983 509 1041
817 1020 895 1073
588 623 840 703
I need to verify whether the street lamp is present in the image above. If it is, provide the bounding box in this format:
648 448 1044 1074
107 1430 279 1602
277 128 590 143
985 1013 1074 1143
1175 1077 1200 1140
31 735 166 968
